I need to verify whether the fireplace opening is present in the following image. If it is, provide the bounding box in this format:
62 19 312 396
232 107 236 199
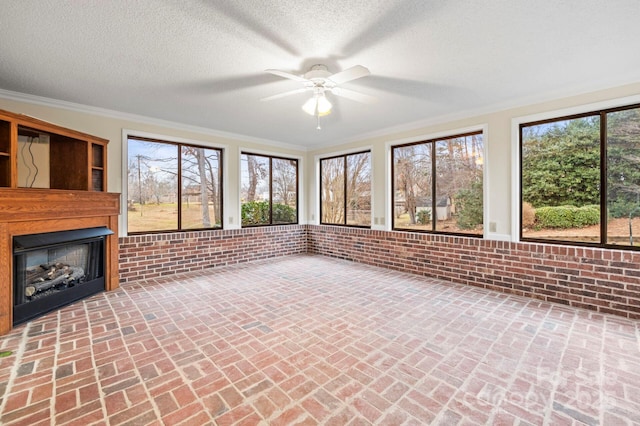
13 227 113 326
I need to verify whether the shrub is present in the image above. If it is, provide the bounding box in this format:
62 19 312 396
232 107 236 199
241 201 269 225
608 199 640 219
534 205 599 229
241 201 296 225
272 203 296 223
522 202 536 228
416 209 430 225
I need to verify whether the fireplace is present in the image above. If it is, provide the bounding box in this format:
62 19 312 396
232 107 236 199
13 227 113 325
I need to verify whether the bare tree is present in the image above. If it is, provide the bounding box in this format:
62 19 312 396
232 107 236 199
272 158 297 207
394 145 430 224
246 155 268 202
195 148 211 226
205 150 221 224
181 146 221 227
321 153 371 225
346 153 371 225
321 157 345 223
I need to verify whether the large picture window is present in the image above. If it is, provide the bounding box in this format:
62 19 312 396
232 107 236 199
392 132 483 236
127 137 222 234
240 153 298 226
520 104 640 248
320 151 371 227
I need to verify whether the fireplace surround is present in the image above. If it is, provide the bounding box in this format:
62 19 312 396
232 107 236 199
0 188 120 334
13 227 113 325
0 108 120 334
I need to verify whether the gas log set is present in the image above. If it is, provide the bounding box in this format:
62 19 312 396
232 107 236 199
24 262 85 299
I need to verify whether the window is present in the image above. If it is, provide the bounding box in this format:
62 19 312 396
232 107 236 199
320 151 371 226
127 137 222 234
520 104 640 248
392 132 483 236
240 153 298 226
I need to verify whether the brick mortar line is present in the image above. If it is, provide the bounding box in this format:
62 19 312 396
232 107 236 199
82 297 110 424
401 285 514 424
0 323 31 423
598 317 608 426
275 269 431 423
542 308 579 425
196 262 355 423
199 284 300 423
104 289 165 424
126 273 225 423
51 311 62 425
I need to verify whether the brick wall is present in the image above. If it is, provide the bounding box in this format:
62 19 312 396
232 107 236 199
118 224 640 319
306 225 640 319
118 225 307 283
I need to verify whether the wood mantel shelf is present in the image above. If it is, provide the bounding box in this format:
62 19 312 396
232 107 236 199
0 188 120 222
0 188 120 334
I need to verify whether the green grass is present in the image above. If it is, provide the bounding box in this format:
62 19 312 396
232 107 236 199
127 202 219 233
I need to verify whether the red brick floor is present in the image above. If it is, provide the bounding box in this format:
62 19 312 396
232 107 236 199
0 254 639 425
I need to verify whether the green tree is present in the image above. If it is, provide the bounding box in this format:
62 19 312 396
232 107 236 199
607 108 640 218
455 179 483 229
522 117 600 208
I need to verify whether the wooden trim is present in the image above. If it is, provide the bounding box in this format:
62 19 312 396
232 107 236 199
0 222 10 335
0 109 108 145
0 188 119 222
106 214 119 291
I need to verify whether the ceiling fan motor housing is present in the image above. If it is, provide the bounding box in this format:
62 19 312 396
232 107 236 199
305 64 333 84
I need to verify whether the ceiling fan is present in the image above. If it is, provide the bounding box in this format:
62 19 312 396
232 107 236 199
261 64 375 129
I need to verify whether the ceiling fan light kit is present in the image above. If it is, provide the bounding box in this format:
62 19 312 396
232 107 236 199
263 64 373 129
302 91 332 116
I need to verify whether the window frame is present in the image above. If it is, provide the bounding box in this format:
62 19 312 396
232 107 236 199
518 102 640 251
126 135 224 235
390 130 484 237
240 152 299 227
319 150 372 228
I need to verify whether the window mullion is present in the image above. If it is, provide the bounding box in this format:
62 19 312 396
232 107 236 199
600 111 608 245
519 124 525 242
343 155 348 225
431 142 436 231
177 146 182 230
269 157 273 225
391 149 396 229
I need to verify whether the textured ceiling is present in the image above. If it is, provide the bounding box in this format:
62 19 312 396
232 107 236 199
1 0 639 149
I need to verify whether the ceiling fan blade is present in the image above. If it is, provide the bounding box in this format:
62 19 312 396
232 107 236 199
260 87 308 101
330 87 376 103
327 65 370 85
265 69 309 82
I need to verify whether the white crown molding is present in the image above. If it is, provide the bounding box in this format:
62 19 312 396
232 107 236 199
2 75 638 154
0 88 306 152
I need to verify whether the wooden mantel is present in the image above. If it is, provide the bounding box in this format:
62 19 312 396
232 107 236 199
0 188 120 334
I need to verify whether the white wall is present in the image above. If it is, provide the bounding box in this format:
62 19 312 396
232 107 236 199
2 81 639 240
307 82 640 240
0 95 307 235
